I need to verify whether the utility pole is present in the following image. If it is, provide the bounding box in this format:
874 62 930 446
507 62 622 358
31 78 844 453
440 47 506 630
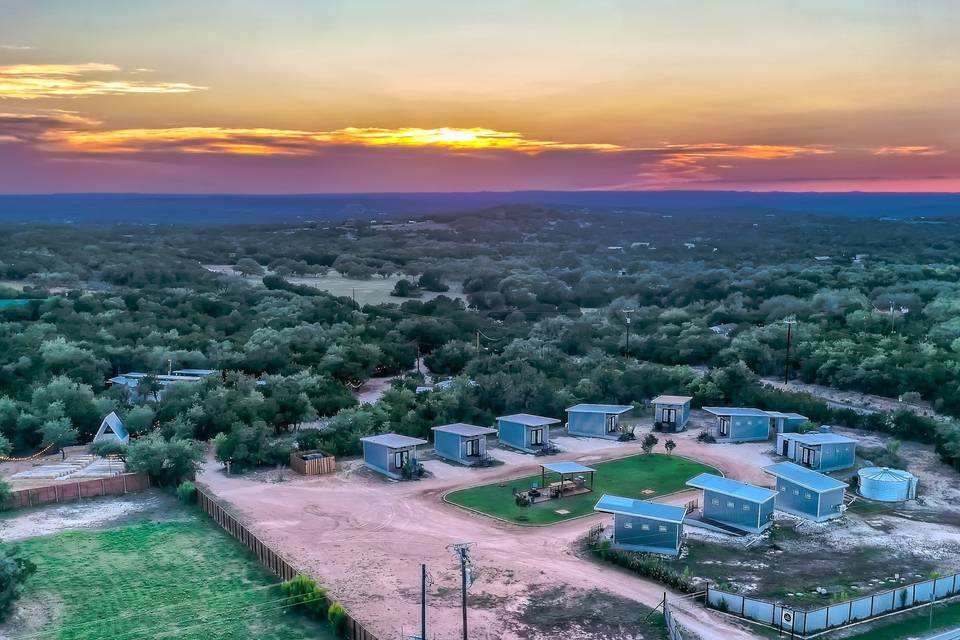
623 308 635 358
352 287 357 305
420 563 428 640
783 319 797 384
451 543 473 640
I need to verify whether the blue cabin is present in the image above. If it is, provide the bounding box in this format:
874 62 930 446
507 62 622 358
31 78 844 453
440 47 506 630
566 404 634 440
651 395 692 432
776 432 856 471
594 494 686 556
360 433 428 479
703 407 771 442
686 473 777 534
766 411 809 434
497 414 560 453
431 423 497 466
763 461 846 523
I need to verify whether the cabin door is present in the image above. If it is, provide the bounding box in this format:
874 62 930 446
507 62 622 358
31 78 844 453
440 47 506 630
465 439 480 457
800 446 815 467
394 449 410 469
718 417 730 437
530 428 543 446
606 415 618 433
781 439 790 456
662 408 677 425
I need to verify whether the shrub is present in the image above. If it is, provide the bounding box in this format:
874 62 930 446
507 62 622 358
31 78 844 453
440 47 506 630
89 440 128 461
641 433 659 454
282 574 329 619
664 439 677 454
588 541 695 593
0 547 36 620
296 430 323 451
697 432 716 444
0 477 11 510
617 431 636 442
176 480 196 504
126 433 204 486
327 601 349 637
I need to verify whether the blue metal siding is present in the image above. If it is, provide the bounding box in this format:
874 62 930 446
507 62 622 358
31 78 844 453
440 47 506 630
567 410 618 439
498 419 526 449
362 441 392 476
613 514 680 555
702 488 772 533
728 415 770 442
434 430 462 461
772 473 845 522
817 442 856 471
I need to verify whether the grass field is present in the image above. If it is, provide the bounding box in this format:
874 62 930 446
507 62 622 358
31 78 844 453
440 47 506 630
10 505 335 640
445 453 718 525
838 598 960 640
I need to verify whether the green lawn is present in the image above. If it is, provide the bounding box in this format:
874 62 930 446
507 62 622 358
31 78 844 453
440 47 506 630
11 505 335 640
837 598 960 640
445 453 718 525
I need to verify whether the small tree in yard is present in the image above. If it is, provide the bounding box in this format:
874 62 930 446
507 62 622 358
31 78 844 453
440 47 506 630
664 439 677 455
126 432 203 486
0 477 11 510
234 258 264 277
89 440 128 461
641 433 659 454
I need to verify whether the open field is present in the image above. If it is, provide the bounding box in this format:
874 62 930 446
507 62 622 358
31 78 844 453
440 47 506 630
2 497 335 640
203 265 464 306
445 453 718 525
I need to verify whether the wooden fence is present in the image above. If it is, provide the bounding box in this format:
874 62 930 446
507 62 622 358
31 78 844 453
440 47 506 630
2 472 151 510
289 450 336 476
196 485 379 640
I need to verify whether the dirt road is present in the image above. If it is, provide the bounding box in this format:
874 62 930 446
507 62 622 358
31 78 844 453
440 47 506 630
199 422 772 640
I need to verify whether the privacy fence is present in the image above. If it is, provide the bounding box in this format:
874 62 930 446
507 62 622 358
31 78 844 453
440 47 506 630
196 485 379 640
2 472 150 509
706 572 960 637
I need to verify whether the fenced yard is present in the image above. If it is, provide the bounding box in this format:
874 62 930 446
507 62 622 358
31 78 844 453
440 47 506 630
5 499 336 640
444 453 718 525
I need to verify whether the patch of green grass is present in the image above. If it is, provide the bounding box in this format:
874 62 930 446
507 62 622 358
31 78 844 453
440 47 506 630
287 272 464 306
446 453 718 525
12 505 335 640
837 598 960 640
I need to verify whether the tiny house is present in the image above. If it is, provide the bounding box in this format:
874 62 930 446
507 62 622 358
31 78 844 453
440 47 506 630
566 404 633 440
766 411 809 434
360 433 428 479
776 432 856 472
651 395 692 432
763 461 846 522
497 414 560 453
431 423 497 466
93 411 129 445
702 407 771 442
593 494 686 556
686 473 777 534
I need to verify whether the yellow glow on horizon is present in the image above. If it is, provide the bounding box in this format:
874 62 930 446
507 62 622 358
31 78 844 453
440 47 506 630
0 63 205 99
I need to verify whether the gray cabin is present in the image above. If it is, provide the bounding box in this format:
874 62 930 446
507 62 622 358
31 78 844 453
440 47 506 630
776 432 856 472
431 423 497 466
686 473 777 534
651 395 693 432
766 411 809 434
360 433 428 479
497 414 560 453
566 404 633 440
594 494 686 556
702 407 772 442
763 461 846 523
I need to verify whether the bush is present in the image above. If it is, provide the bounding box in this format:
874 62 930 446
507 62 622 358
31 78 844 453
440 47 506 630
296 430 323 451
327 601 349 637
0 547 36 620
588 542 695 593
126 433 204 486
0 477 11 510
89 440 128 461
617 431 636 442
282 574 329 619
697 432 716 444
176 480 197 504
641 433 659 454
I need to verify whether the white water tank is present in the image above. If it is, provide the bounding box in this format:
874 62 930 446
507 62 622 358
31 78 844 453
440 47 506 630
858 467 917 502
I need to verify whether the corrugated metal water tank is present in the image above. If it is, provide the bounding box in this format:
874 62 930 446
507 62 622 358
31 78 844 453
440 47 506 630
857 467 918 502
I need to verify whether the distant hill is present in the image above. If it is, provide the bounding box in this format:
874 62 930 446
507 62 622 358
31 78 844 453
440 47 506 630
0 191 958 224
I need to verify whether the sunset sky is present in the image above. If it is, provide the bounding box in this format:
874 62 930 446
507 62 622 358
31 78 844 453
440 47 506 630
0 1 957 193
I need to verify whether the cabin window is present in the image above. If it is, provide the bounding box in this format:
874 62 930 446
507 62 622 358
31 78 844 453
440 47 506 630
742 504 750 512
711 498 720 506
726 501 735 509
530 428 543 445
793 489 800 496
640 524 650 531
658 525 668 532
804 492 813 500
623 522 633 529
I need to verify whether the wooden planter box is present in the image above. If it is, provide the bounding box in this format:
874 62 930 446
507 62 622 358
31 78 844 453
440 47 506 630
289 449 336 475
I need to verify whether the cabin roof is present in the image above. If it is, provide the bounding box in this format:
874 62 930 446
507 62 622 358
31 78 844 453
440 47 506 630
360 433 428 449
566 403 633 415
431 423 497 437
686 473 778 503
763 462 847 493
594 494 686 523
497 413 561 427
651 395 692 405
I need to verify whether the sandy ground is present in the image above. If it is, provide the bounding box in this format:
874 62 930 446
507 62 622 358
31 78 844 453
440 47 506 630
199 419 774 640
0 492 169 542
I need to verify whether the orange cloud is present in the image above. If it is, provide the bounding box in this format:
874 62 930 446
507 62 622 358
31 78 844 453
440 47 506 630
42 125 625 155
872 145 944 156
0 63 205 99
